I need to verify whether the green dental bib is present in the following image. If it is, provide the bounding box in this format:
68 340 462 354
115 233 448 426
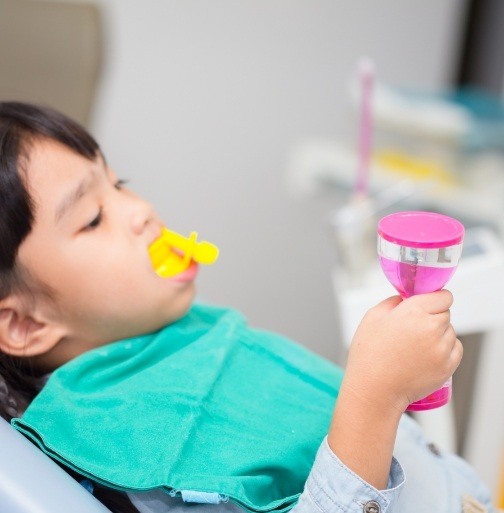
12 305 344 512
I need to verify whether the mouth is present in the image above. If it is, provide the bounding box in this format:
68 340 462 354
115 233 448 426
148 228 219 279
149 242 192 278
168 261 199 283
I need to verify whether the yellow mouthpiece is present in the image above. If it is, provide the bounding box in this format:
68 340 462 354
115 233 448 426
148 228 219 278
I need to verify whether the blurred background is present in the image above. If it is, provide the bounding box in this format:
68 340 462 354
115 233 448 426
1 0 503 507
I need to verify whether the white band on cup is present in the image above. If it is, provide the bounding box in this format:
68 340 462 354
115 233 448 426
377 238 463 268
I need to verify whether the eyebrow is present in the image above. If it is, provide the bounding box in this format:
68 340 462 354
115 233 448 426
54 174 95 224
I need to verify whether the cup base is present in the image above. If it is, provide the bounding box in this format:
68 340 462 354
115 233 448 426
406 383 451 411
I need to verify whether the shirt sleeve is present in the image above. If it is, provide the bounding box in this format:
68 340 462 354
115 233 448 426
291 437 405 513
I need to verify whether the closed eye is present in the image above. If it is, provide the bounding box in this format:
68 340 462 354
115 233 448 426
114 179 129 190
81 179 127 232
84 207 103 231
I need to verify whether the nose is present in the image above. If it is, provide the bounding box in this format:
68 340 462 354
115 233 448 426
128 193 157 236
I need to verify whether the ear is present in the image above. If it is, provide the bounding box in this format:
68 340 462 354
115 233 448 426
0 297 63 358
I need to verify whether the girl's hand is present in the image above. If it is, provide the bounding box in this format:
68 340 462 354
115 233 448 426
343 289 463 414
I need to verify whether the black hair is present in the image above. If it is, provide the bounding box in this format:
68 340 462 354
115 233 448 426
0 102 139 513
0 101 101 417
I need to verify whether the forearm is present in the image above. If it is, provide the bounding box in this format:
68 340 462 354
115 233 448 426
326 380 403 490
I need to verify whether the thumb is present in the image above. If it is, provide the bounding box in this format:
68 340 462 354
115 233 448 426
372 295 403 314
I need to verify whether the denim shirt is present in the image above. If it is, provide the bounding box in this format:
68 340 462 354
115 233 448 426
127 414 495 513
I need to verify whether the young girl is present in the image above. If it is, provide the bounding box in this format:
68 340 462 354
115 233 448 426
0 102 494 513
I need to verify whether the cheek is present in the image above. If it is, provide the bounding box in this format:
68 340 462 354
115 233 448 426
41 256 127 312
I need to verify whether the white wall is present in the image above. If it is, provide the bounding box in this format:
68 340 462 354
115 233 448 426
90 0 466 362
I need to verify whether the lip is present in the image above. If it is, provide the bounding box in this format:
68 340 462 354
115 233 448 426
168 261 199 283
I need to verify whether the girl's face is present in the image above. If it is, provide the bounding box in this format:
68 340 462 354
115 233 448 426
17 138 197 366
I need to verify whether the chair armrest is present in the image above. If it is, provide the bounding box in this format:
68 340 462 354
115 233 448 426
0 417 111 513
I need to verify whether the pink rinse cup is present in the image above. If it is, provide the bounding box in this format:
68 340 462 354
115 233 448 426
377 211 464 411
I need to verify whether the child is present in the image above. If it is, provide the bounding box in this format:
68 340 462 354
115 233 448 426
0 101 494 513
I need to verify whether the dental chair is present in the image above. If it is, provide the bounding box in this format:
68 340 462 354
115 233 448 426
0 417 111 512
0 0 106 509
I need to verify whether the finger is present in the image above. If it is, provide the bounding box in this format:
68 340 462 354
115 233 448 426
442 323 457 344
449 338 464 372
410 289 454 314
434 309 451 328
371 295 403 314
442 325 463 364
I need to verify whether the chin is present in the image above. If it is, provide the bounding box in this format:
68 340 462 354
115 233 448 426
163 289 196 327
